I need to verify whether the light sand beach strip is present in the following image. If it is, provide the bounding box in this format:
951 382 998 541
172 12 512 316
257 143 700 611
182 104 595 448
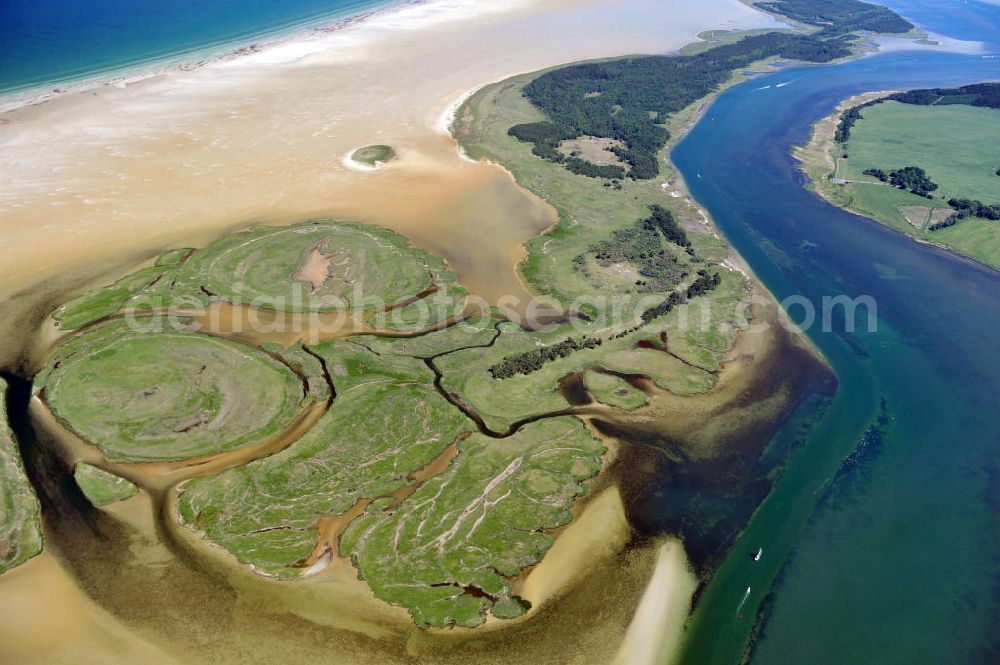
613 539 698 665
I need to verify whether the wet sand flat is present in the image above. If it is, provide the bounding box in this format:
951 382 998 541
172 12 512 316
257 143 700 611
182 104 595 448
0 0 780 367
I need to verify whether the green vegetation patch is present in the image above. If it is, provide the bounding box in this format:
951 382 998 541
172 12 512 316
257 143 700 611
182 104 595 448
37 321 305 462
583 370 648 410
814 92 1000 269
177 342 476 581
341 417 604 628
177 340 604 628
506 25 907 181
176 220 459 314
450 65 754 431
54 220 467 329
754 0 912 35
351 317 500 359
437 269 744 433
575 205 694 295
351 144 397 167
54 265 170 330
0 378 43 574
73 462 139 506
843 102 1000 203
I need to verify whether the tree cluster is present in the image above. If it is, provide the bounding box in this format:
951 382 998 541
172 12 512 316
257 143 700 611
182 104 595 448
642 204 691 250
755 0 913 36
948 198 1000 220
864 165 938 197
834 97 888 143
575 205 693 293
489 270 722 380
888 166 938 197
887 83 1000 109
640 271 722 324
926 198 999 232
508 26 883 181
489 336 603 379
564 156 627 180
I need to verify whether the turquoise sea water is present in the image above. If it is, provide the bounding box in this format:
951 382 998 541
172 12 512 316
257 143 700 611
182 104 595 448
673 4 1000 663
0 0 400 96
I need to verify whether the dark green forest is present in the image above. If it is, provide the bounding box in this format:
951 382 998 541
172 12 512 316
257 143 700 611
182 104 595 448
888 82 1000 109
755 0 912 36
508 1 913 180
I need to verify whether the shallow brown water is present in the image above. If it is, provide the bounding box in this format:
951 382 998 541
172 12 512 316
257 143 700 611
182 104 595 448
0 1 803 662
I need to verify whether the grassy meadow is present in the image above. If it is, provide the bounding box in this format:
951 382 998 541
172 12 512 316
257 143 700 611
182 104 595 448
811 100 1000 269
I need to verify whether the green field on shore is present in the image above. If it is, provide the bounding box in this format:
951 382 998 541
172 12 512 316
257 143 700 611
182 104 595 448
822 101 1000 269
844 102 1000 202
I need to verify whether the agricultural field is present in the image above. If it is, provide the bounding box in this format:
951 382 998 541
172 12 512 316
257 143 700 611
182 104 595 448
807 99 1000 269
0 377 43 574
843 102 1000 203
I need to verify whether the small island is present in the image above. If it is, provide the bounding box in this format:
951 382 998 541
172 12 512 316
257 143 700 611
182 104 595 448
350 144 397 168
796 83 1000 269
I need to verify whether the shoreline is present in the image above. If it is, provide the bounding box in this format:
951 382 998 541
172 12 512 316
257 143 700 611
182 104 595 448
0 0 547 115
793 90 1000 273
0 0 411 113
1 2 844 651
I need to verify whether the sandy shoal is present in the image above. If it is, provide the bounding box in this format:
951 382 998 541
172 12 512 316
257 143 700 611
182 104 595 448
0 0 781 364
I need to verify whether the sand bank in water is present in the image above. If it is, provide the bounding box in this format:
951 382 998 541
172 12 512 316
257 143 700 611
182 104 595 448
613 539 698 665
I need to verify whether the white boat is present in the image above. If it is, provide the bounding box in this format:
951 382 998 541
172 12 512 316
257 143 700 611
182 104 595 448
753 547 763 561
736 586 752 616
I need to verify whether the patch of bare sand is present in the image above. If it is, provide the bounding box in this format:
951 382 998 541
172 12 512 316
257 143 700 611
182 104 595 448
293 239 335 291
557 136 628 167
518 486 633 610
0 0 783 369
0 552 180 665
900 205 932 229
612 538 697 665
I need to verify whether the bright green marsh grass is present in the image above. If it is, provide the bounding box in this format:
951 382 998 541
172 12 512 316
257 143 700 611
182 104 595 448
0 378 43 574
351 144 396 167
38 322 305 462
74 462 139 506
